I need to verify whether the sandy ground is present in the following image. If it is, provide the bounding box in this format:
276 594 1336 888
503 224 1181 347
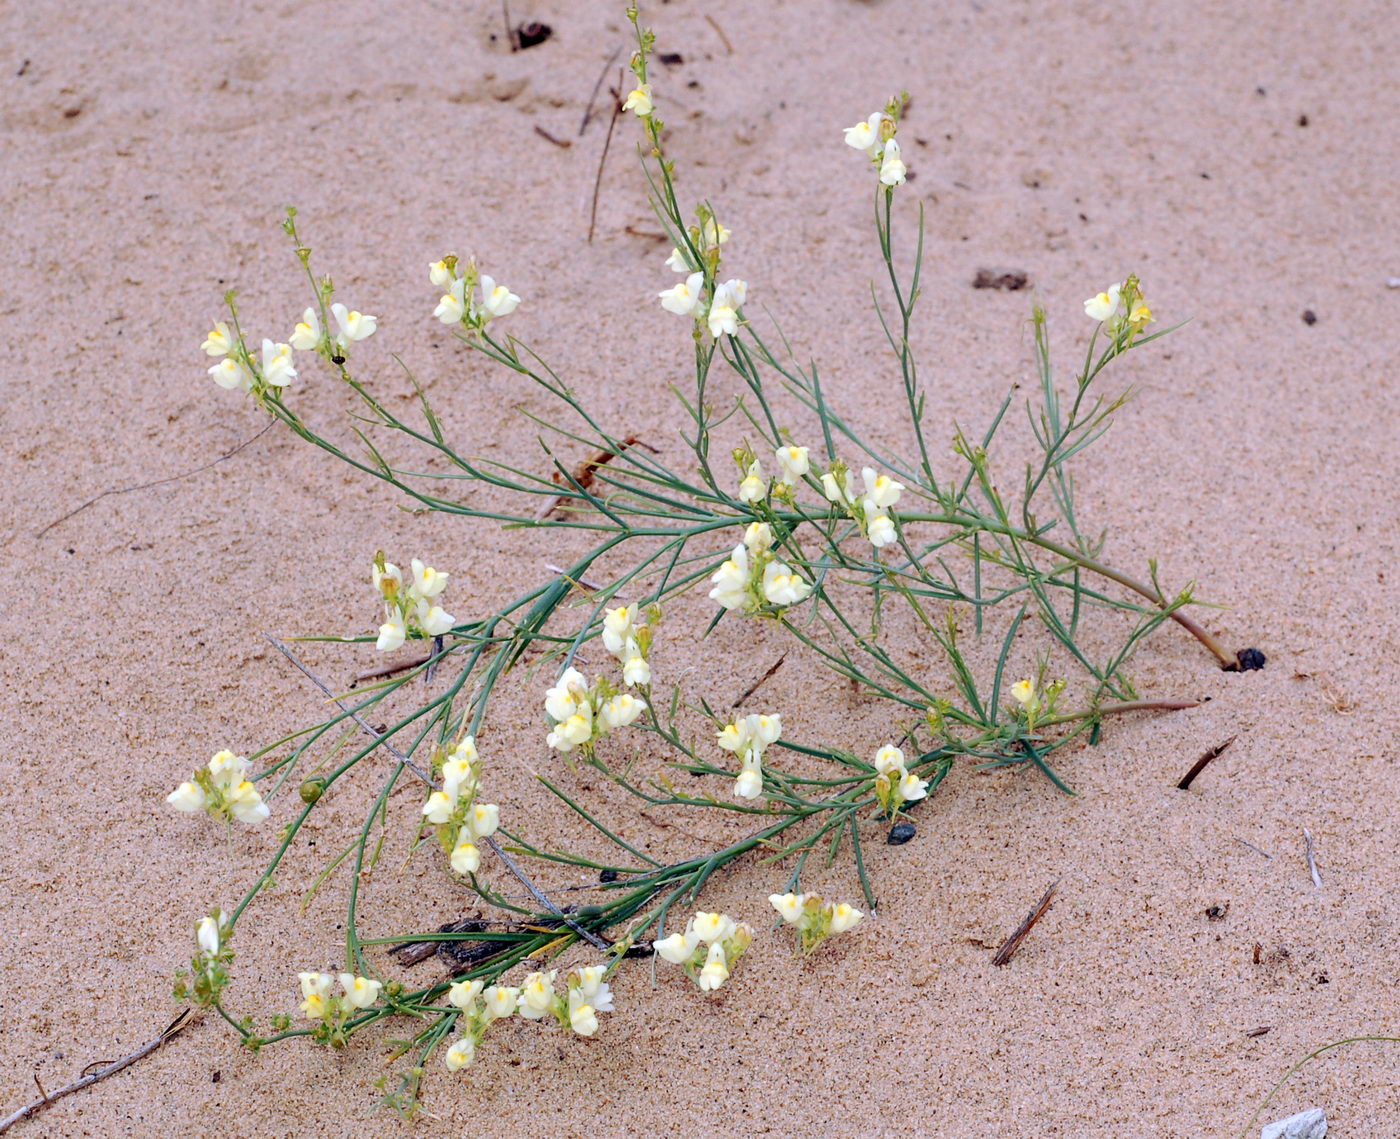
2 0 1398 1135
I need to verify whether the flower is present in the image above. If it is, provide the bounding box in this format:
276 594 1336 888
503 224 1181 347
744 713 782 747
600 693 644 729
623 82 653 116
572 966 614 1011
707 278 747 338
708 543 751 610
775 445 810 485
734 763 763 799
469 801 500 838
547 712 593 752
868 512 897 549
208 356 254 391
441 760 474 803
743 521 775 552
655 913 753 990
208 750 245 783
166 781 206 813
717 722 745 752
168 752 268 825
601 605 637 656
444 1037 476 1070
738 460 767 504
691 912 737 945
873 744 905 775
1010 679 1036 708
879 137 907 186
447 736 478 762
339 973 382 1010
761 560 811 607
699 217 730 252
413 598 455 637
829 903 863 934
898 770 929 803
659 271 705 317
664 246 692 273
697 942 731 991
1084 284 1122 323
330 302 378 344
429 259 455 289
260 339 297 388
483 985 520 1020
545 667 589 722
653 929 699 965
227 779 270 824
434 278 467 324
843 111 886 154
871 742 932 817
377 612 407 652
372 559 402 596
421 790 454 825
201 321 234 356
449 978 484 1010
196 915 222 956
770 892 807 923
450 838 481 875
298 971 334 1019
479 275 520 319
621 654 651 687
821 468 855 505
409 558 448 599
1128 294 1153 328
568 996 600 1037
772 895 863 953
290 307 321 351
861 467 904 511
517 970 557 1019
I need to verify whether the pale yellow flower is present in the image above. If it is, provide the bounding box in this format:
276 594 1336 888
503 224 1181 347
623 83 654 116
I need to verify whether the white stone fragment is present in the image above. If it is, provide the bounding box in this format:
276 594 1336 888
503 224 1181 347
1261 1107 1327 1139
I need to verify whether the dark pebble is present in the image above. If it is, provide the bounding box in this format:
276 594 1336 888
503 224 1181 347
599 868 619 883
973 268 1030 291
1234 647 1267 671
516 22 552 49
887 821 917 845
1302 309 1317 325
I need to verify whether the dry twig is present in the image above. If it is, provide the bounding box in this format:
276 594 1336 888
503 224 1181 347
732 655 786 708
1176 734 1237 790
578 46 623 136
587 75 624 244
533 125 572 149
535 436 659 520
991 879 1060 967
0 1009 195 1134
545 563 604 591
704 13 734 54
1303 828 1323 888
35 422 273 538
352 654 432 686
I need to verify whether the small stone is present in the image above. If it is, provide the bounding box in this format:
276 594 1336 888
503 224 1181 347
1261 1107 1326 1139
1235 647 1267 671
1302 309 1318 325
973 267 1030 291
598 868 619 883
887 821 917 845
515 21 552 49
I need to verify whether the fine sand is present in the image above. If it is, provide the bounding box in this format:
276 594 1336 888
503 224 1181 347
2 1 1398 1135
